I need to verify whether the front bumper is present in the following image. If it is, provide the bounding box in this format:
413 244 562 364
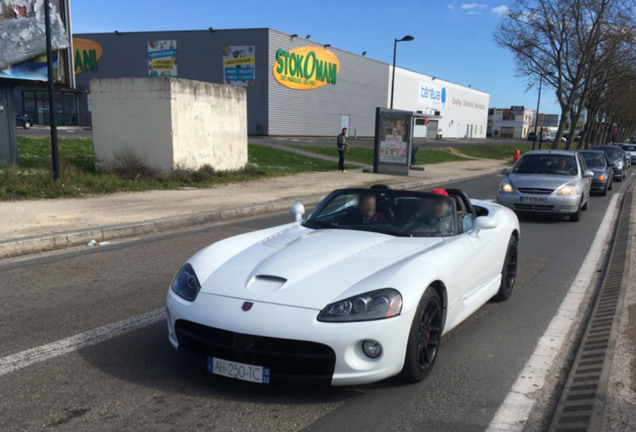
496 192 582 215
591 179 609 193
167 291 414 386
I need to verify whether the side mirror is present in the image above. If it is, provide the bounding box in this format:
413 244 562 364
290 203 305 223
471 216 497 237
501 168 510 176
583 170 594 178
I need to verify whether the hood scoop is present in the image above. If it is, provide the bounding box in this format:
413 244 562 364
246 275 288 294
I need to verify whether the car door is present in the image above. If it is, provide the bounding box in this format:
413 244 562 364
577 153 592 200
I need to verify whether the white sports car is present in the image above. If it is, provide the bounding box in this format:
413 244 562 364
166 186 520 386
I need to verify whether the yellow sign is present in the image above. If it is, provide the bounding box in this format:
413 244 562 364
73 38 103 75
152 59 175 70
223 56 256 67
273 47 340 90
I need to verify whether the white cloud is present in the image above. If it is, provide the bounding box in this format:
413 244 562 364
448 4 455 10
492 5 510 16
467 10 482 15
462 3 488 10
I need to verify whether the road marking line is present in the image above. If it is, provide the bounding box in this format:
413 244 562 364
486 194 620 432
0 308 165 377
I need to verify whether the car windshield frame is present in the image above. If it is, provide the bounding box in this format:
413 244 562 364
512 154 579 176
303 188 460 238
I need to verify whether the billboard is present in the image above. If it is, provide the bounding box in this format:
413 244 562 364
74 38 102 75
0 0 70 79
224 45 255 86
148 40 177 77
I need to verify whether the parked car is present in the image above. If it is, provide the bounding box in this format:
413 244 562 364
619 143 636 164
167 187 520 385
542 133 567 143
578 150 613 196
497 150 593 222
15 114 33 129
527 132 536 141
592 145 626 181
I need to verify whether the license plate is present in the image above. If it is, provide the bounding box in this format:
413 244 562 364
207 356 270 384
520 196 546 203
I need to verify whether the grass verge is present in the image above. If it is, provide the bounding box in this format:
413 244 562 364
0 138 350 200
294 145 470 165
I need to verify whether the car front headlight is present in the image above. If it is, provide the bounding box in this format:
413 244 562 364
317 288 402 322
499 181 514 193
616 161 624 169
170 263 201 301
558 185 578 195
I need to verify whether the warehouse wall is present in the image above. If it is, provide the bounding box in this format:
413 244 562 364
389 67 490 139
75 29 269 134
267 29 388 137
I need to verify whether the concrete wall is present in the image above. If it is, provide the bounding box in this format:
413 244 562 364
170 78 247 171
91 77 247 174
389 67 490 139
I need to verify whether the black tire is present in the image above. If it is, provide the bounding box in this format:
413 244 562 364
399 287 443 382
493 235 518 301
609 180 613 191
23 121 32 129
569 200 582 222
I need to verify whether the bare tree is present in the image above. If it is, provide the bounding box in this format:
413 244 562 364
495 0 636 148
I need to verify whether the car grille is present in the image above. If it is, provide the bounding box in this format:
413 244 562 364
175 320 336 383
514 203 555 211
517 188 554 194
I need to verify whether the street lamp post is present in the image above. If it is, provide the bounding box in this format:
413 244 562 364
532 74 543 151
390 35 414 109
44 0 60 181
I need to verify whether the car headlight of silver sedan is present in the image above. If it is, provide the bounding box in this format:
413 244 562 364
317 288 403 322
557 185 578 195
499 181 514 193
171 263 201 301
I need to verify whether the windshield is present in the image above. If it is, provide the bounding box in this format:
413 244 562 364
513 154 578 176
595 147 622 158
303 189 458 237
580 152 606 167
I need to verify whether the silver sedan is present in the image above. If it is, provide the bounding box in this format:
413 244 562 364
496 150 593 222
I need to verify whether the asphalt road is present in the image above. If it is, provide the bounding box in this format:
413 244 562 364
0 171 632 431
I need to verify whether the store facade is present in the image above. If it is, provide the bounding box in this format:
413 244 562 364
62 28 488 138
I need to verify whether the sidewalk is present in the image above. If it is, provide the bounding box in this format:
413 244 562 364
0 159 503 258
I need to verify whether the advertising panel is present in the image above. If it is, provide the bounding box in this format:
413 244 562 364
418 81 447 113
223 45 255 86
272 47 339 90
0 0 70 82
379 117 409 164
148 40 177 77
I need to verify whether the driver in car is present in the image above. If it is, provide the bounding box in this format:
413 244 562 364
345 193 387 225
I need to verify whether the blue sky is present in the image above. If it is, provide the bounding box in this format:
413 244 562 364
70 0 559 113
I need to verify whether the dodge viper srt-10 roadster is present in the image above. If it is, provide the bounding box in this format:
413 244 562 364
166 186 520 385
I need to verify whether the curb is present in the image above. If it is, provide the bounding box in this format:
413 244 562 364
0 168 500 259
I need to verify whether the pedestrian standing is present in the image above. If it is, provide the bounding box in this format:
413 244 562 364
337 127 349 172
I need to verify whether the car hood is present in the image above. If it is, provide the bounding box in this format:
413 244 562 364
197 228 443 309
508 174 577 190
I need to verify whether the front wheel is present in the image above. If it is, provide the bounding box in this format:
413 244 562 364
23 121 32 129
399 287 443 382
493 235 518 301
569 200 582 222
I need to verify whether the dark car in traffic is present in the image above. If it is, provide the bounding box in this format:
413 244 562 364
578 150 613 195
15 114 33 129
592 145 626 182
